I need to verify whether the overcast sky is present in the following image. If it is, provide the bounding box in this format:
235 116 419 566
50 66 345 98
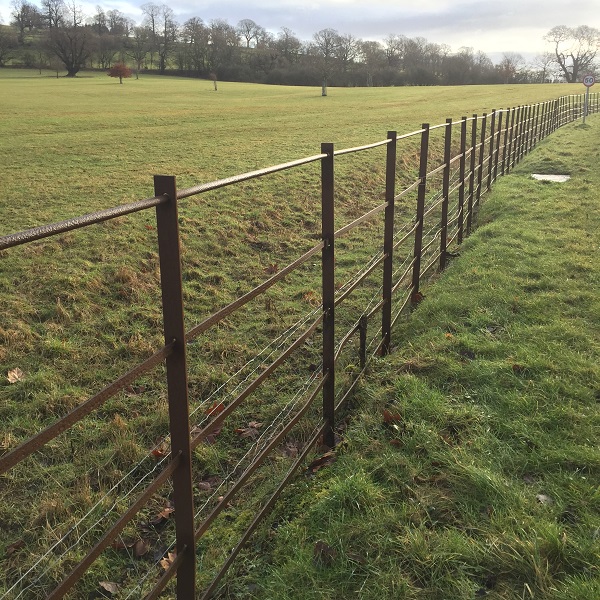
1 0 598 62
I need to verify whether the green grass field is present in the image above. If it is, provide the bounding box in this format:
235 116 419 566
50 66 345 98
0 71 598 598
0 70 585 231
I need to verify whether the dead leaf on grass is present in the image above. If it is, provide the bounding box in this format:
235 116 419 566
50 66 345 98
383 409 402 423
7 368 25 384
536 494 554 505
281 440 300 458
204 401 225 417
149 501 175 527
111 537 137 551
159 551 177 570
235 421 263 439
99 581 119 595
313 540 337 567
5 540 25 556
134 539 150 558
306 451 336 474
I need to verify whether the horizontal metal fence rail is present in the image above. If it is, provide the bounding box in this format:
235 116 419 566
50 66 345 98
0 92 596 599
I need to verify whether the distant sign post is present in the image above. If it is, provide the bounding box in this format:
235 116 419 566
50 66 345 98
583 75 595 124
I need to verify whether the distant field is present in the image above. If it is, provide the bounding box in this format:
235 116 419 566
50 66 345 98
0 69 584 232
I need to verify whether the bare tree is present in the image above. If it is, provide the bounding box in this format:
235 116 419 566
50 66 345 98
497 52 525 83
11 0 43 42
156 5 178 73
532 51 557 82
275 27 302 63
64 0 83 27
312 28 340 95
46 23 92 75
125 25 150 77
182 17 209 73
237 18 264 48
141 2 160 68
383 34 405 68
545 25 600 82
358 40 385 86
40 0 65 28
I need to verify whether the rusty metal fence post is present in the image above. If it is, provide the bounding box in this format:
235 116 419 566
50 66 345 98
475 113 487 206
321 143 336 449
411 124 429 303
457 116 467 245
381 131 397 356
486 110 496 191
154 175 196 599
439 118 452 271
466 115 477 235
501 108 511 175
506 107 516 173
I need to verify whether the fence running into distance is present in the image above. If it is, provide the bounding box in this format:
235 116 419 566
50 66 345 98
1 92 597 599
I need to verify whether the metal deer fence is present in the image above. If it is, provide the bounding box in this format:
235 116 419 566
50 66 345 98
0 92 597 599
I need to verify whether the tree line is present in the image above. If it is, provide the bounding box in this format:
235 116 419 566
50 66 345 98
0 1 598 87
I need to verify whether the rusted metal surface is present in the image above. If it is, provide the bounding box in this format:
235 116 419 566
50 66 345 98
382 131 397 356
410 124 429 304
493 110 503 183
476 113 487 205
467 115 477 235
439 118 452 272
334 137 391 156
1 96 586 599
176 153 326 199
486 110 496 192
154 175 196 598
321 142 336 449
0 195 167 251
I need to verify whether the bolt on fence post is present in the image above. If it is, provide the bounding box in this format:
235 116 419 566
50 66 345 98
493 109 502 183
457 117 467 245
486 110 496 191
381 131 397 356
439 118 452 272
321 143 336 449
411 124 429 304
154 175 196 600
476 113 487 206
466 115 477 235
